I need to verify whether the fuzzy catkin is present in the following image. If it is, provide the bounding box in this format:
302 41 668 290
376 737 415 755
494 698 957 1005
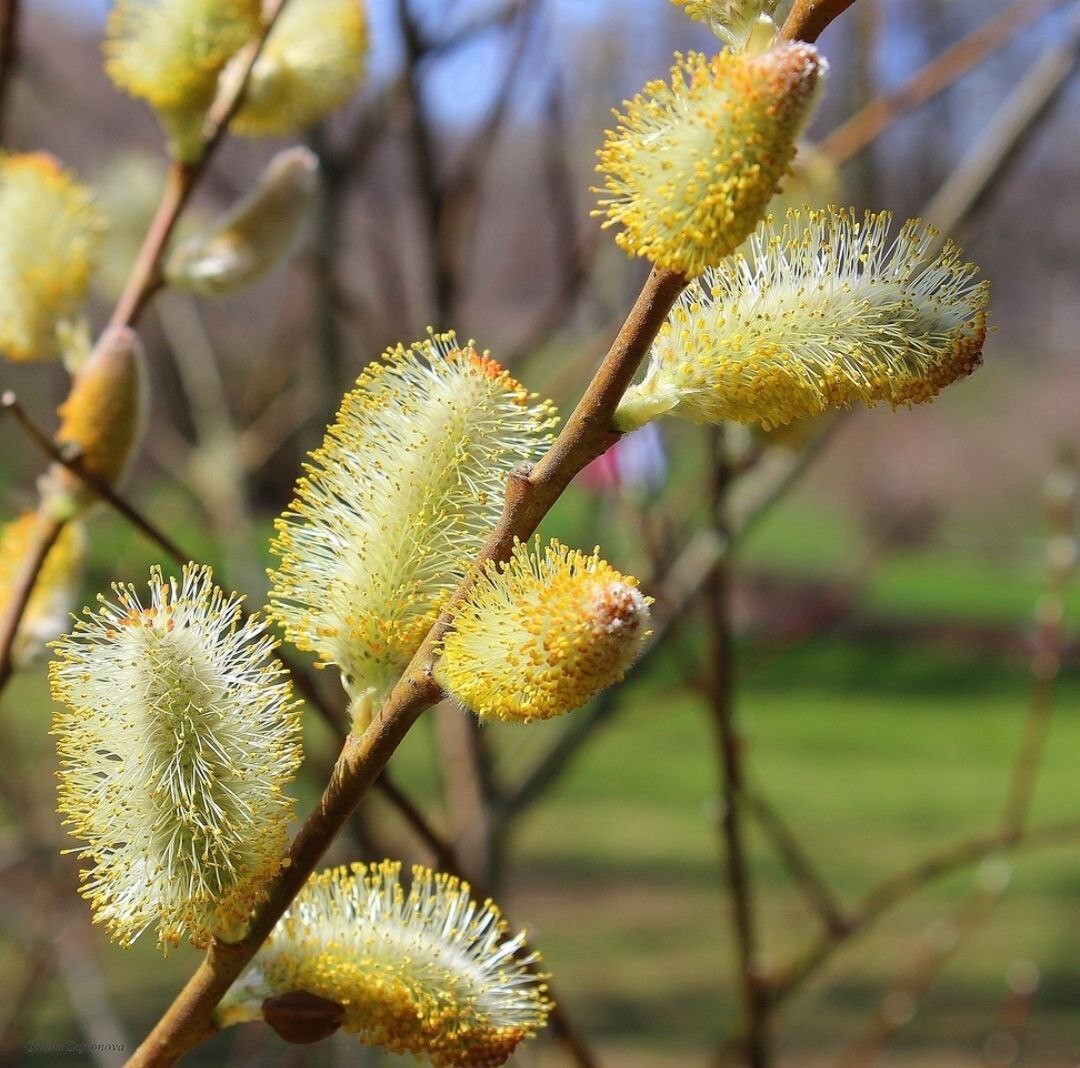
594 43 824 277
269 333 557 722
51 564 302 950
217 861 551 1067
437 539 652 723
615 207 990 432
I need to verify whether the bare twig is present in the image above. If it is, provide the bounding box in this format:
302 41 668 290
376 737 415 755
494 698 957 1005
821 0 1067 163
0 0 20 146
742 789 849 938
922 3 1080 239
769 818 1080 1004
1 391 190 564
707 434 770 1067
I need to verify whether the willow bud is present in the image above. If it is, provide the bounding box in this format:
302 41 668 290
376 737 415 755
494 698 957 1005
437 539 652 723
166 147 318 297
45 327 146 516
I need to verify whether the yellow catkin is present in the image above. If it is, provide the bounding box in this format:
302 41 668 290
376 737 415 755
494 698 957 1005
104 0 262 158
217 861 551 1067
269 332 556 723
615 207 990 432
230 0 368 137
0 153 104 362
50 564 302 951
437 538 652 723
594 43 824 277
0 512 84 666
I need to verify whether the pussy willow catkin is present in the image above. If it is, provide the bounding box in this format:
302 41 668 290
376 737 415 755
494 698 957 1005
51 564 301 950
437 538 652 723
594 43 824 277
615 207 990 432
104 0 261 158
0 153 103 363
229 0 368 137
217 861 551 1067
269 332 557 726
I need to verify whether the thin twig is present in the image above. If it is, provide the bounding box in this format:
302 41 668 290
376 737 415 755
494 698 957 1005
769 819 1080 1004
0 0 20 147
707 433 770 1067
821 0 1067 164
1 392 190 564
921 3 1080 239
742 789 849 938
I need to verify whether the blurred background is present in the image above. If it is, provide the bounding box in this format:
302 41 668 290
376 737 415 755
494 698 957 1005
1 0 1079 1065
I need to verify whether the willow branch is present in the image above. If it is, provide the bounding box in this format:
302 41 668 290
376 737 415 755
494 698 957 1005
778 0 859 43
128 0 861 1052
921 3 1080 239
820 0 1067 163
0 0 20 146
129 262 687 1066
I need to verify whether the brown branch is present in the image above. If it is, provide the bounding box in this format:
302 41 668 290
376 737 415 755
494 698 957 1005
921 2 1080 240
0 0 20 147
1 391 190 565
742 789 849 939
707 434 770 1068
778 0 859 43
820 0 1067 163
